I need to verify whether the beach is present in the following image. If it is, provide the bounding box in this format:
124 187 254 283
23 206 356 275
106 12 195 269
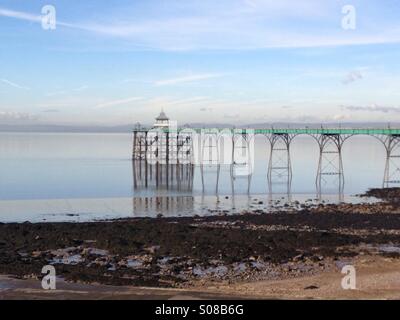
1 188 400 299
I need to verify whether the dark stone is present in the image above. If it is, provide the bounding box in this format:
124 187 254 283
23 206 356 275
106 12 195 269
304 285 319 290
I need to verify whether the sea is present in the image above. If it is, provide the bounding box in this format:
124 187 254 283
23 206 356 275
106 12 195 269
0 132 387 222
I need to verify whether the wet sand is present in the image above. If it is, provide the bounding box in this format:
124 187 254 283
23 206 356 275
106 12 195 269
2 255 399 300
1 188 400 299
0 275 247 300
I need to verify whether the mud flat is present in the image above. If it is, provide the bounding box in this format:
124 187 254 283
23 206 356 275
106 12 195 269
1 188 400 299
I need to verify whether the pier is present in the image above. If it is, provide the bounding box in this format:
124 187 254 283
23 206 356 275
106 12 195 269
132 113 400 195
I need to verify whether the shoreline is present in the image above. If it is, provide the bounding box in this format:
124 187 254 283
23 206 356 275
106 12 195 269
2 255 399 300
0 192 376 224
1 187 400 299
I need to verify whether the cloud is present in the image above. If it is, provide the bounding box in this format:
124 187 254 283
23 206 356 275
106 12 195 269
0 111 37 121
45 85 88 97
223 113 240 119
74 85 89 92
154 73 224 86
95 97 143 109
0 7 41 23
0 78 30 90
0 7 90 31
144 97 212 112
121 78 153 85
341 104 400 113
342 70 363 85
332 113 349 121
42 109 60 113
265 112 357 123
45 90 68 97
200 107 213 112
2 5 400 51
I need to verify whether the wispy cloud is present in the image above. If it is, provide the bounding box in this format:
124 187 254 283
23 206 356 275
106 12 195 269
341 104 400 113
0 7 41 23
154 73 224 86
121 78 152 84
342 70 363 85
145 97 212 110
2 4 400 51
74 85 89 92
45 90 68 97
0 111 36 121
223 113 240 119
200 107 213 112
0 78 30 90
95 97 143 109
332 113 350 121
0 7 91 31
45 85 88 97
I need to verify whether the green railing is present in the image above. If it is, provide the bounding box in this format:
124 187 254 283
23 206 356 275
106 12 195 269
253 128 400 135
134 127 400 135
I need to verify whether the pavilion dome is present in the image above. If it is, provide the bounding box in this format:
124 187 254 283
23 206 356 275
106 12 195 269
156 110 169 121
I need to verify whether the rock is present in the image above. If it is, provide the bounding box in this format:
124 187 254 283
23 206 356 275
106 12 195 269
73 239 84 246
145 245 160 254
304 285 319 290
18 251 28 257
293 254 305 261
31 251 41 258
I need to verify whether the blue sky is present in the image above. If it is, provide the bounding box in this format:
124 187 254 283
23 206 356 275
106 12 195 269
1 0 400 126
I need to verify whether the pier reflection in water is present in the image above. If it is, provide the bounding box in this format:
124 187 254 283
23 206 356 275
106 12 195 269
132 160 196 216
131 159 346 217
132 160 194 192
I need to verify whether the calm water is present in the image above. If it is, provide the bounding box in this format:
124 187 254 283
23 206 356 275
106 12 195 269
0 132 386 222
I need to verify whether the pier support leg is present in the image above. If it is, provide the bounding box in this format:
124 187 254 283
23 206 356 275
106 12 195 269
314 134 349 201
379 135 400 187
230 130 253 194
177 131 194 191
132 129 148 190
267 133 294 190
200 131 220 193
132 130 148 161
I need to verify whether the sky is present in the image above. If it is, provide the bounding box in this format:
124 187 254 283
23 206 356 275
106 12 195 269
0 0 400 126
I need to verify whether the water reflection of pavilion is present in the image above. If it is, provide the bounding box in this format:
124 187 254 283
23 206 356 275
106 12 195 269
132 160 195 216
132 161 194 192
132 195 195 217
